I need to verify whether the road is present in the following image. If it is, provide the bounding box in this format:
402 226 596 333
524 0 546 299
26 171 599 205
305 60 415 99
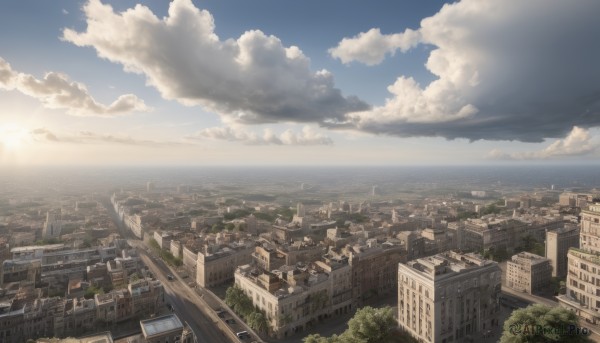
102 198 236 342
136 244 233 343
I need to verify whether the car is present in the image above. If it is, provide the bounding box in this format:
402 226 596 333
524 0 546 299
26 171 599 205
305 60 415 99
225 319 236 324
167 274 174 281
236 331 249 339
217 311 226 318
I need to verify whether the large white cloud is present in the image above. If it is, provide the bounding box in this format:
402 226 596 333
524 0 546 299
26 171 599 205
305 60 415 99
0 57 149 116
62 0 368 124
328 28 421 66
188 125 333 146
487 127 598 160
332 0 600 142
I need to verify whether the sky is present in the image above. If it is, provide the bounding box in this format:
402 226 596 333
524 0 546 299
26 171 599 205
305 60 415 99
1 0 600 166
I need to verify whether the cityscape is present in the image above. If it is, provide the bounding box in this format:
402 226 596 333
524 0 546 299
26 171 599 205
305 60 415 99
2 1 600 343
0 167 599 342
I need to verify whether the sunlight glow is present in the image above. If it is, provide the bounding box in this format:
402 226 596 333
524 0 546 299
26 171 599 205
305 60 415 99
0 124 28 152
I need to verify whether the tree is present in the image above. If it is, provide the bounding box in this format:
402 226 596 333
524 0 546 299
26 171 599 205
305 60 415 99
225 286 254 318
247 311 269 333
500 304 592 343
130 273 141 282
303 334 340 343
302 306 407 343
342 306 397 343
84 285 104 299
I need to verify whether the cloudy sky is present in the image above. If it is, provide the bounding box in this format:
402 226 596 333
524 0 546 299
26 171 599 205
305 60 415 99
1 0 600 166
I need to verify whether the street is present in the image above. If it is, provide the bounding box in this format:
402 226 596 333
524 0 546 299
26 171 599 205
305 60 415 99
137 247 233 343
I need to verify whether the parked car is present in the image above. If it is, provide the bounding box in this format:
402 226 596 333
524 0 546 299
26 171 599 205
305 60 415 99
236 331 250 339
167 274 174 281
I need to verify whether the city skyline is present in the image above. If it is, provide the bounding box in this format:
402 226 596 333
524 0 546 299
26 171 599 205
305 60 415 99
1 0 600 166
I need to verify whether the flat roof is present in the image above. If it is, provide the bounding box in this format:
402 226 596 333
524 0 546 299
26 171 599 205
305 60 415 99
140 314 183 337
11 244 64 253
79 332 114 343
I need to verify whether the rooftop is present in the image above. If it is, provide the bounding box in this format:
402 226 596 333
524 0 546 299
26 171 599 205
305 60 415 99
404 251 496 280
11 244 65 253
140 314 183 338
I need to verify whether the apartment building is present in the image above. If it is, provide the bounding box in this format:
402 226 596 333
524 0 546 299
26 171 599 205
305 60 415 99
398 251 502 343
546 225 579 278
196 240 255 288
345 243 406 304
559 203 600 324
129 279 165 318
235 264 333 339
506 252 552 294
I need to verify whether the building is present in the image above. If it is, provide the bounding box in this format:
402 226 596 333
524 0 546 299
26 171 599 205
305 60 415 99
345 244 405 304
35 332 114 343
42 211 62 240
546 225 579 278
129 279 165 318
182 245 199 270
196 241 254 288
398 251 502 343
170 240 182 258
235 264 333 339
559 203 600 324
153 231 172 250
1 259 41 285
506 252 552 294
140 314 194 343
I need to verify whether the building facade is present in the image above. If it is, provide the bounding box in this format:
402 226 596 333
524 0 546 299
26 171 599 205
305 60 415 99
546 225 579 278
559 203 600 324
506 252 552 294
398 251 502 343
196 241 254 288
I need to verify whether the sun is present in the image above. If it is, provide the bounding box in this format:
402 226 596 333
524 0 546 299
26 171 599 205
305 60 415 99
0 124 28 152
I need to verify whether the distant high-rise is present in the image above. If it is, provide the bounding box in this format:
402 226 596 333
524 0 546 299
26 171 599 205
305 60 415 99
42 211 62 240
146 181 155 192
297 202 305 217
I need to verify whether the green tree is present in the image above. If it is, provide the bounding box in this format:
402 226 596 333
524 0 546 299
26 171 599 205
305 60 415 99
500 304 592 343
225 286 254 318
303 306 409 343
149 238 160 250
247 311 269 333
342 306 397 343
303 334 340 343
130 273 141 282
84 285 104 299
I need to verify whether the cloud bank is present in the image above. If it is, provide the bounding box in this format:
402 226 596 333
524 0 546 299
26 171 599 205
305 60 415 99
189 126 333 146
0 57 149 116
487 127 599 160
62 0 368 124
29 128 182 146
332 0 600 142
